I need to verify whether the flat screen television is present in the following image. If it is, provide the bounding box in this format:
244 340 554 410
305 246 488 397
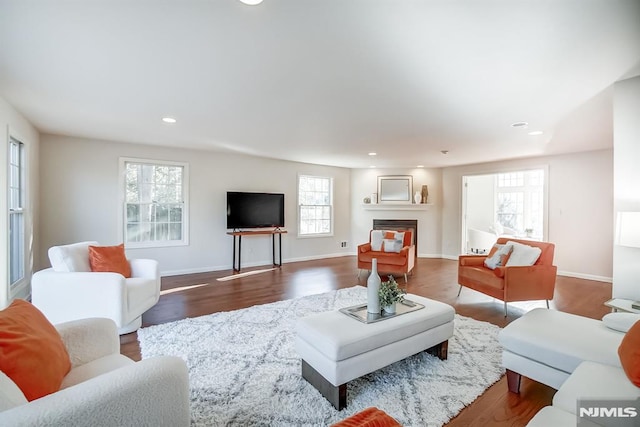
226 191 285 229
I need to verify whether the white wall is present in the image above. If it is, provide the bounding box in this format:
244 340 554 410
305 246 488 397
351 168 443 257
441 150 614 281
37 134 615 282
38 134 351 275
0 96 40 306
613 75 640 299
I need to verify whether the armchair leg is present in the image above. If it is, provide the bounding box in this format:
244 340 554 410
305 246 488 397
403 273 408 283
504 302 508 317
457 285 463 297
546 300 550 309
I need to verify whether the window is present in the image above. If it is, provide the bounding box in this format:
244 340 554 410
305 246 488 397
8 137 25 287
496 170 544 237
121 158 189 247
298 175 333 236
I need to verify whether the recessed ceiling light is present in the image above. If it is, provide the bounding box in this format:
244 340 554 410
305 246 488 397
239 0 263 5
368 152 377 156
528 131 544 136
162 117 177 124
369 165 376 168
511 121 529 128
417 165 424 168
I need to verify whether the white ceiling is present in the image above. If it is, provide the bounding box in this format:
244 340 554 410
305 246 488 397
1 0 639 169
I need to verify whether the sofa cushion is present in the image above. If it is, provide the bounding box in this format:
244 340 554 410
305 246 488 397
48 241 98 272
618 320 640 387
459 266 504 290
553 361 640 414
89 244 131 278
61 354 133 389
525 406 576 427
602 312 640 333
505 240 542 266
499 308 624 375
484 243 513 269
0 371 27 411
358 251 407 266
0 300 71 401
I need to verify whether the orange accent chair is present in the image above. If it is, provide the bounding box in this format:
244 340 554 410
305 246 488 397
357 229 415 283
457 237 557 316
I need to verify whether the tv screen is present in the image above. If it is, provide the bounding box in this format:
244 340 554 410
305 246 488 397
226 192 285 229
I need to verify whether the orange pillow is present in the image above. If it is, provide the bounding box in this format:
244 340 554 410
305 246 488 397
618 320 640 386
0 299 71 401
331 407 401 427
89 243 131 278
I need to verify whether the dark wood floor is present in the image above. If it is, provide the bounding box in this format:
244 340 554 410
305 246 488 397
120 256 612 427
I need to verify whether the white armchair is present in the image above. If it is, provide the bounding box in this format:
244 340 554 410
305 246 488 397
32 241 161 334
0 318 190 427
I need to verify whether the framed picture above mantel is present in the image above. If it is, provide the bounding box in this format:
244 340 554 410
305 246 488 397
377 175 413 204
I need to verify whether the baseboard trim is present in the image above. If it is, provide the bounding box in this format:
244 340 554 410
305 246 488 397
557 271 612 283
160 253 353 277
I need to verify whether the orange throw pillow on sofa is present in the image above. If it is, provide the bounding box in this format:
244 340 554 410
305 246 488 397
89 243 131 278
618 320 640 387
0 299 71 401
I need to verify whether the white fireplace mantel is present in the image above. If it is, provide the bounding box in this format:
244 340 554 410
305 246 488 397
362 203 432 211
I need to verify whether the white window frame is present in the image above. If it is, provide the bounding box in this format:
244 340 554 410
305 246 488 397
118 157 189 248
7 136 26 289
297 174 334 237
495 169 545 239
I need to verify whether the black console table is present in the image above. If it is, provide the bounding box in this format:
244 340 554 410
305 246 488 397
227 229 287 272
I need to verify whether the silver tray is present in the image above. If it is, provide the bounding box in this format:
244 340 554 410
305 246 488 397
339 299 425 324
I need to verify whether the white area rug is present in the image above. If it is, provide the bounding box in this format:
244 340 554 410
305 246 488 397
138 286 504 426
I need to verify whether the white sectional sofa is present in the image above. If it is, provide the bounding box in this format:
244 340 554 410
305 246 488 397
498 308 640 426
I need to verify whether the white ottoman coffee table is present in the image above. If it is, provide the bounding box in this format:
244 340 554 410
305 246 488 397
295 293 455 409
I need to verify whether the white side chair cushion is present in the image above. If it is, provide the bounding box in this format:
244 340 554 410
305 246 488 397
553 361 640 414
0 372 27 411
602 312 640 333
61 354 133 389
48 241 99 272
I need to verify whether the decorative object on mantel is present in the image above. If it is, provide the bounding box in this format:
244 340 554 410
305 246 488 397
414 191 421 204
367 259 381 314
379 275 406 314
371 192 378 204
363 196 371 204
421 185 429 204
